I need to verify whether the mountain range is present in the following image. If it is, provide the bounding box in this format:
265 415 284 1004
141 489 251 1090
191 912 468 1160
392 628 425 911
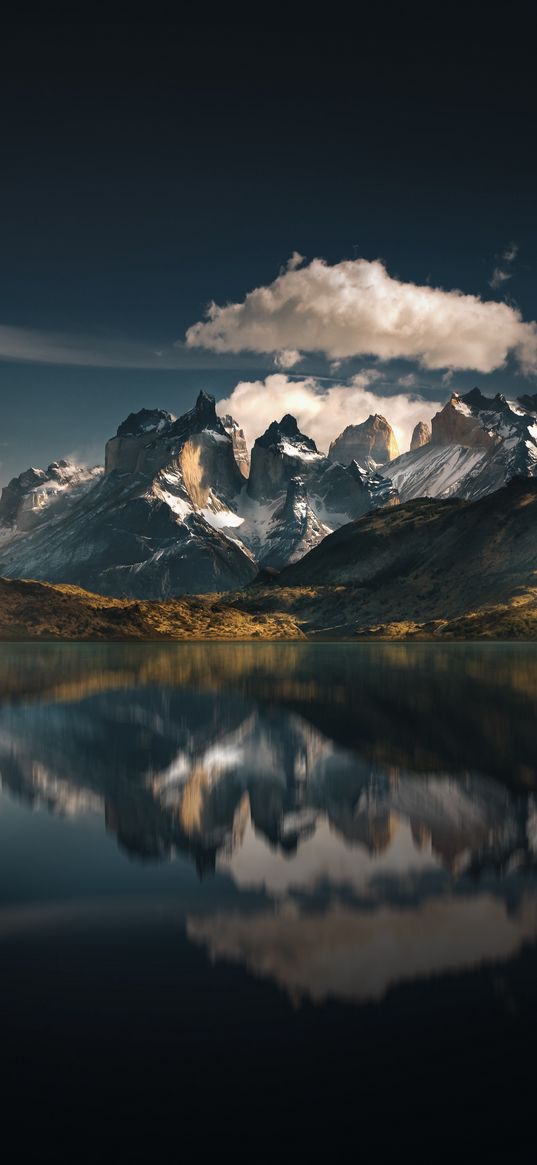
0 385 536 635
0 390 400 596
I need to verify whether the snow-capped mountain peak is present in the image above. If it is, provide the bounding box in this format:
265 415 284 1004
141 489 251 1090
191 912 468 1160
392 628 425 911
387 387 537 502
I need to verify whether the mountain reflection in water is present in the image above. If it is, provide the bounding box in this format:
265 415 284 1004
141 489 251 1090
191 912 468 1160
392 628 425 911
3 642 537 1156
1 643 537 1011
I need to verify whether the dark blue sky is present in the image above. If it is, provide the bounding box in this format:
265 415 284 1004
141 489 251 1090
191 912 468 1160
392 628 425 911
1 16 536 482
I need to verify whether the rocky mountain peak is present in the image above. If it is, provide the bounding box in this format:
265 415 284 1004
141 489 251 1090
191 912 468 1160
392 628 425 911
328 414 399 466
169 390 226 439
0 467 48 526
410 421 431 451
387 387 537 503
256 414 318 453
248 415 321 501
116 409 173 439
0 461 102 532
517 394 537 415
221 413 239 429
431 391 500 449
430 387 537 452
106 392 233 478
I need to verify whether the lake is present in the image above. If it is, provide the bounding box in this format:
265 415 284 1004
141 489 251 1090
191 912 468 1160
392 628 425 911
1 642 536 1159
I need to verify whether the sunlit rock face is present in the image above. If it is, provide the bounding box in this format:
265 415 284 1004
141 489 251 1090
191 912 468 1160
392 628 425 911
104 396 243 493
221 414 250 478
178 429 244 508
410 421 431 451
328 414 399 466
431 392 500 449
105 408 175 473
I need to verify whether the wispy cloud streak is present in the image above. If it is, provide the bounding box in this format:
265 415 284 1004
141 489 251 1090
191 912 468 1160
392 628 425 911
0 325 270 371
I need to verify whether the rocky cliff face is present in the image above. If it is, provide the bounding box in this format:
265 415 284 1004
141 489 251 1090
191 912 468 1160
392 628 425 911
221 414 250 478
248 414 322 502
386 388 537 502
431 391 500 449
259 476 331 570
248 414 398 516
410 421 431 451
104 393 243 496
105 409 174 474
308 459 399 522
328 414 399 466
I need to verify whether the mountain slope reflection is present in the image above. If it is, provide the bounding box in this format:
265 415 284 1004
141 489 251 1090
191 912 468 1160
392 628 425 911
1 644 537 1006
0 690 532 874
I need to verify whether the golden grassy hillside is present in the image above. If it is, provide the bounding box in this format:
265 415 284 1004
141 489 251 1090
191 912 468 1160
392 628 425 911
0 577 305 640
1 573 536 641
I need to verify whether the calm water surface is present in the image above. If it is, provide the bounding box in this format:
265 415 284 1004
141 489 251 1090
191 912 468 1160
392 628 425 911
1 642 536 1158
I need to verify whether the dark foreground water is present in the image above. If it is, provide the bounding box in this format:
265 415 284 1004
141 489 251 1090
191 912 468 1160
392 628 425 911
1 642 537 1159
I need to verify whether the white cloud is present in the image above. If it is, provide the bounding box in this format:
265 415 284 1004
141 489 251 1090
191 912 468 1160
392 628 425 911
186 255 537 375
285 251 305 271
489 267 512 290
218 372 442 455
274 348 302 369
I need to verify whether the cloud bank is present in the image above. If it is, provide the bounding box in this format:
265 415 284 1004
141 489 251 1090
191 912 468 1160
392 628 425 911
187 255 537 374
218 372 442 454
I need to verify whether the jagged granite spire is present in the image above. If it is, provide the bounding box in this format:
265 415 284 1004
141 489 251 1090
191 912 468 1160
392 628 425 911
328 414 399 466
410 421 431 451
255 414 318 452
221 415 250 477
248 414 321 501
